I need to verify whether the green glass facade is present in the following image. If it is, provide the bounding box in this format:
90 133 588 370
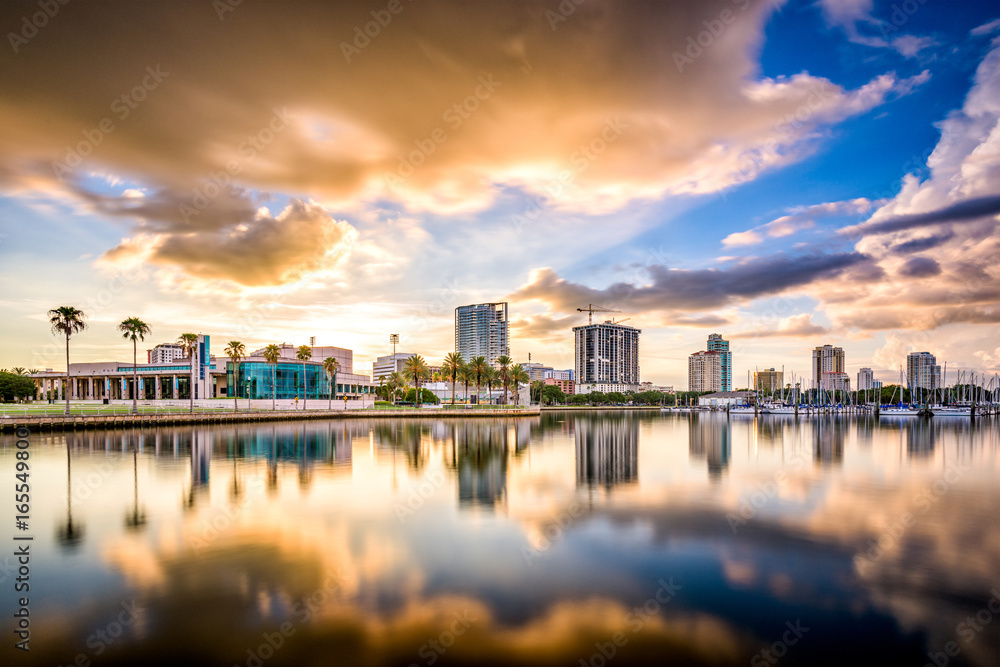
227 361 371 399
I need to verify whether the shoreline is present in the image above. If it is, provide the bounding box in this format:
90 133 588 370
0 407 541 432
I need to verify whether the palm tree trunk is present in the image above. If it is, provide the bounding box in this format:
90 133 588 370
189 355 194 414
302 362 307 410
233 361 239 413
272 366 276 411
451 376 456 405
64 331 71 415
132 340 138 414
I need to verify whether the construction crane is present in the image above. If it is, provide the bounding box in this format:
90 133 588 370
577 304 621 325
611 317 631 325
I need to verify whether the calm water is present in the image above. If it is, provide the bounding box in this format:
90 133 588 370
2 412 998 667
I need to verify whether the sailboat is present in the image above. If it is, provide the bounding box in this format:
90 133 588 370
929 365 972 416
879 367 918 416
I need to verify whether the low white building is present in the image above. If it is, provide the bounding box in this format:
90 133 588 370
576 382 640 394
698 391 755 407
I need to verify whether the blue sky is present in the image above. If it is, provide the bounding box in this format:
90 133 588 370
1 0 999 387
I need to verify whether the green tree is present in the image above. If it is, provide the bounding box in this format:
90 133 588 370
496 355 512 404
403 387 439 404
323 357 341 409
441 352 465 405
0 371 36 403
118 317 151 414
224 340 246 412
403 354 430 406
177 333 199 412
48 306 87 415
263 344 281 410
296 345 312 409
540 383 566 406
509 364 530 406
470 356 489 404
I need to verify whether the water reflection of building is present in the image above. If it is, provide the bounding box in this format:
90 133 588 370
452 420 510 509
191 429 211 486
689 414 730 480
812 418 844 466
575 415 639 489
905 419 936 459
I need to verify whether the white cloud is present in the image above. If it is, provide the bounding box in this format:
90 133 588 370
723 198 874 248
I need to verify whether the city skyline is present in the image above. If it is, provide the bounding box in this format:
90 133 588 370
2 2 1000 389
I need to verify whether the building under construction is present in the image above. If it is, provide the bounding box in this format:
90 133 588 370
573 319 641 394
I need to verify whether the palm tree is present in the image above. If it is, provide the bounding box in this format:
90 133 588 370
296 345 312 409
177 333 198 412
496 355 512 404
470 356 489 405
224 341 246 412
458 364 474 404
27 368 39 375
118 317 151 414
442 352 464 405
510 364 530 407
388 371 406 405
484 366 498 406
11 366 26 376
323 357 340 409
403 354 430 406
263 344 281 411
48 306 87 415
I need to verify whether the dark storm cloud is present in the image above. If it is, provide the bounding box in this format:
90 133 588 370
841 195 1000 237
898 256 942 278
511 252 870 314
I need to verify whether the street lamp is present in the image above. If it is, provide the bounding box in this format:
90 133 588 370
390 334 399 357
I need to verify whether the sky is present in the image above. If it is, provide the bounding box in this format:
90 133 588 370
0 0 999 388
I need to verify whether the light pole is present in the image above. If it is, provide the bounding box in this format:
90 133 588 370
390 334 399 357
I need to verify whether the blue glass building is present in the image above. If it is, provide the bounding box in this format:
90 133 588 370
707 333 731 392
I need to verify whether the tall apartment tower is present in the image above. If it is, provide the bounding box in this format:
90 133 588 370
688 351 722 392
706 333 731 391
857 367 875 391
906 352 941 392
812 345 845 389
573 321 641 393
455 303 509 365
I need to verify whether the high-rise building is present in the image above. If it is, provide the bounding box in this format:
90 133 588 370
147 343 185 364
573 321 641 393
907 352 942 392
857 367 875 391
688 350 722 392
373 352 415 381
706 333 732 392
812 345 845 389
754 368 783 393
455 303 509 365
